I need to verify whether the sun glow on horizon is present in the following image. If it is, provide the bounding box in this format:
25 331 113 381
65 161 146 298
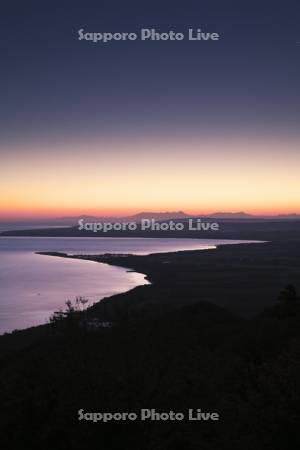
1 134 299 220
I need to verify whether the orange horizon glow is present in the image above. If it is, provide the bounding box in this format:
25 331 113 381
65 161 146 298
2 205 299 222
1 134 299 221
1 207 300 221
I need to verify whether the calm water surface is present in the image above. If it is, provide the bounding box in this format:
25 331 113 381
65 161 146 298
0 237 253 334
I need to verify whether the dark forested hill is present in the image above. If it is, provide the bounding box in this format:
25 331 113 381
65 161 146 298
1 238 300 449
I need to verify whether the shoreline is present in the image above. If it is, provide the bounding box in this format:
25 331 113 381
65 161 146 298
36 250 152 283
36 239 263 287
1 237 299 342
1 218 300 242
35 238 299 319
0 241 255 338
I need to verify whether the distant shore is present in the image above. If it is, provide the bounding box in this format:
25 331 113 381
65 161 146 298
2 227 300 337
36 237 300 318
2 218 300 242
1 236 300 359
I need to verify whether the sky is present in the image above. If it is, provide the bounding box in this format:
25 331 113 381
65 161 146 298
0 0 299 219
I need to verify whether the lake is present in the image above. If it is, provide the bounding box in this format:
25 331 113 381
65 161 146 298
0 236 252 334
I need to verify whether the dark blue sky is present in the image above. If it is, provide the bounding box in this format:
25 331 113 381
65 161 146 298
1 0 300 218
1 0 299 146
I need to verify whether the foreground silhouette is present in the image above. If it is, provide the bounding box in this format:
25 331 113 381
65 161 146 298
0 240 300 449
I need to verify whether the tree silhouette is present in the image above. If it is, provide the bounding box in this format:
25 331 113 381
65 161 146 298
278 284 299 304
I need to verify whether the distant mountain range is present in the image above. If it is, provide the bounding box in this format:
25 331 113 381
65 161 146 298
1 211 300 228
208 212 300 220
124 211 188 221
209 212 255 219
209 212 300 219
